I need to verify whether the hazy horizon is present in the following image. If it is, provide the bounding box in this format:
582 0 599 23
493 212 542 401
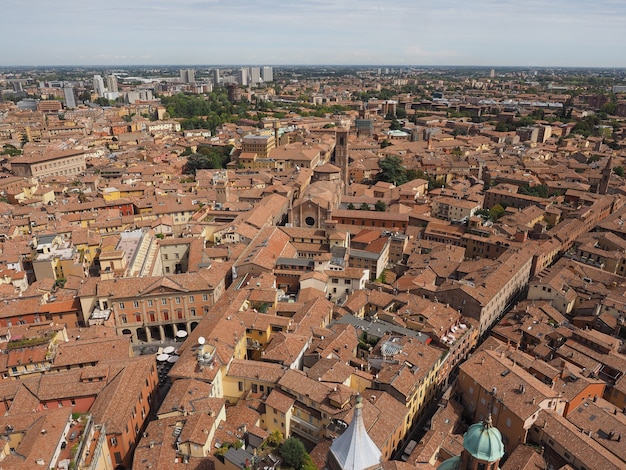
2 1 625 68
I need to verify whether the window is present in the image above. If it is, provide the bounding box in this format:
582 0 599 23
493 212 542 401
133 301 139 308
161 298 167 305
189 295 194 302
175 297 181 304
149 312 156 322
114 452 122 464
58 401 63 408
135 313 141 322
121 315 127 324
147 300 153 307
119 302 125 309
505 417 511 428
190 308 196 317
238 381 243 391
203 294 208 301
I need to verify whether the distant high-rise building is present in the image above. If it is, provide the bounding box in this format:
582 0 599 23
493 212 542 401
213 68 220 85
63 86 77 109
179 68 195 83
106 74 118 92
262 66 273 83
125 91 140 104
238 68 248 86
490 68 495 78
226 83 242 103
249 67 261 85
93 75 106 97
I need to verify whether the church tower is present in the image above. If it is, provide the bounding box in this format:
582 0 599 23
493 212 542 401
213 170 229 205
598 154 613 195
334 127 349 194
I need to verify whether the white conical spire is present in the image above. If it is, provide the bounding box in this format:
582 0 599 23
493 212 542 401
329 395 382 470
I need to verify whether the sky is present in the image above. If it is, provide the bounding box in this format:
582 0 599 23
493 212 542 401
1 0 625 67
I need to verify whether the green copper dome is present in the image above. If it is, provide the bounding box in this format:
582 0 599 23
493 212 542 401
463 415 505 462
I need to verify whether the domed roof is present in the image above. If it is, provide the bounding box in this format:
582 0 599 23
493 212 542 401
463 415 505 462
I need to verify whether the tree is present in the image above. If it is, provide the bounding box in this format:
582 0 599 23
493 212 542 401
602 102 617 115
347 203 355 210
375 200 387 212
360 202 370 211
266 430 283 448
280 437 307 469
183 145 233 174
614 166 625 177
1 144 21 157
94 97 111 106
376 155 408 185
475 208 490 219
78 90 91 102
518 184 551 199
495 122 509 132
489 204 505 220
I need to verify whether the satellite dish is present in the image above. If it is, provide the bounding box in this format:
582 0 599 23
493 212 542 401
198 336 206 345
